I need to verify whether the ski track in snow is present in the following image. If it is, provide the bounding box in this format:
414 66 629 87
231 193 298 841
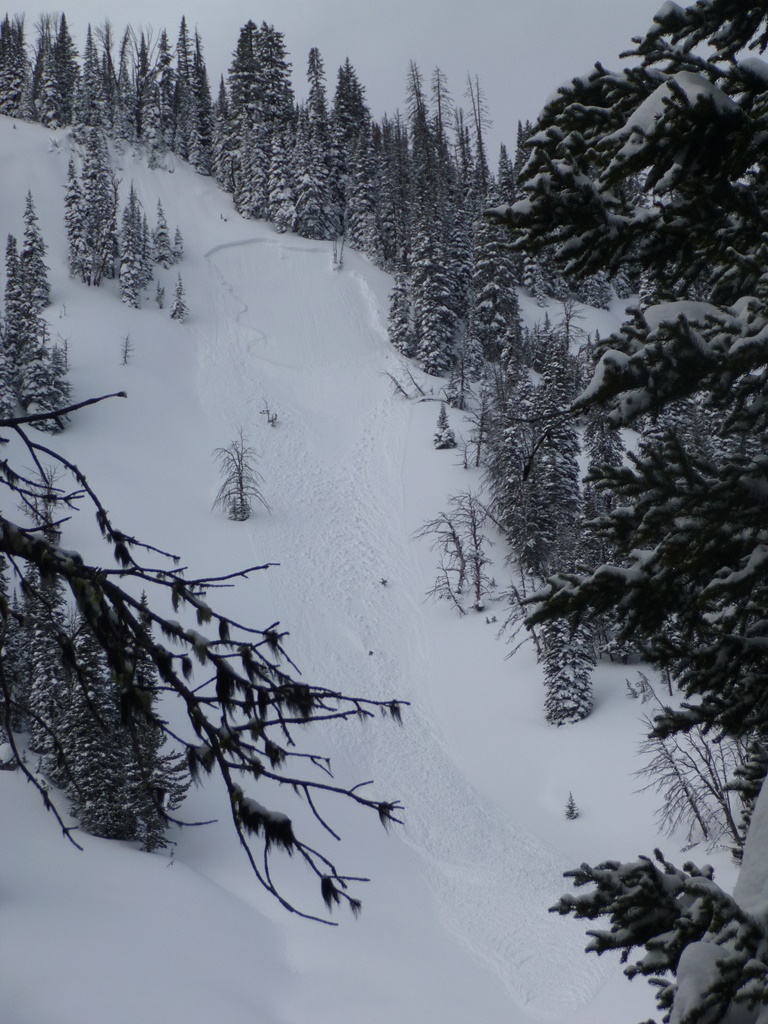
197 235 609 1018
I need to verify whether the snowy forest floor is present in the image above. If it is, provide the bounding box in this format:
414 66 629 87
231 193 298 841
0 115 736 1024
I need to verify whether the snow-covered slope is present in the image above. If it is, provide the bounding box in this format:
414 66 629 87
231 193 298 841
0 116 724 1024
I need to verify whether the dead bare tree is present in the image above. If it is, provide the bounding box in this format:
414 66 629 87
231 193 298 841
212 428 269 521
425 556 467 616
451 491 494 611
636 716 748 852
414 510 467 601
415 492 494 613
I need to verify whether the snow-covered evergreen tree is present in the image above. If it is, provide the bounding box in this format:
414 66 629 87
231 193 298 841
433 402 456 449
62 615 135 839
77 128 118 286
51 13 79 126
267 128 296 233
152 200 173 268
122 595 190 851
188 30 214 175
293 107 333 240
73 25 106 133
565 792 579 820
345 130 380 259
28 15 59 128
520 328 581 578
387 271 415 357
20 191 50 312
444 329 484 410
172 226 184 264
169 274 188 322
22 547 69 768
411 224 457 376
119 183 147 308
469 198 522 361
0 14 29 118
64 158 85 279
2 232 26 393
541 616 594 725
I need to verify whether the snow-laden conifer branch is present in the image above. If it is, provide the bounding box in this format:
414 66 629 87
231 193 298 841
551 848 768 1022
511 2 768 1017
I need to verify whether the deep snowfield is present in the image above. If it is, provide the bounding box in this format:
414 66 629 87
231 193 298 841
0 116 736 1024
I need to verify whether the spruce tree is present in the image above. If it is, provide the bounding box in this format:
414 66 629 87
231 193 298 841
45 343 71 419
2 588 26 736
328 58 363 230
387 271 416 357
21 546 69 769
78 128 118 286
3 233 26 391
565 792 579 820
267 128 296 233
172 226 184 264
470 197 522 361
155 28 176 152
729 736 768 856
62 615 134 839
224 19 260 202
1 229 62 424
482 357 538 571
171 17 194 162
169 274 188 322
304 46 336 235
411 224 457 376
433 402 456 449
541 616 595 726
119 184 146 308
293 107 332 240
51 13 79 126
28 15 58 127
211 75 232 190
521 327 581 578
345 130 380 259
152 200 173 268
123 595 190 851
444 330 484 410
0 15 29 118
73 25 106 133
20 191 50 312
188 31 214 175
376 113 411 272
64 158 85 279
130 29 153 146
496 143 517 204
19 319 69 428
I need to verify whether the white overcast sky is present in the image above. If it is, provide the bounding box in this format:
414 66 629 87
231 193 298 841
28 0 664 158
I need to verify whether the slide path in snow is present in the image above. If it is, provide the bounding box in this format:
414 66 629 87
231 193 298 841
197 233 608 1018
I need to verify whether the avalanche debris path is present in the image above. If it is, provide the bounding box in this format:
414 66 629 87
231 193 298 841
198 231 609 1019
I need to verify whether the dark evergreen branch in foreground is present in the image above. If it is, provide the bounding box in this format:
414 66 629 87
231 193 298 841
0 398 405 922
